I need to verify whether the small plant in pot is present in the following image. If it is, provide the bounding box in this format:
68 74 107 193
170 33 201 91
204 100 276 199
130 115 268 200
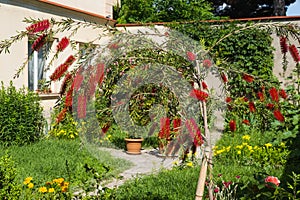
124 131 144 155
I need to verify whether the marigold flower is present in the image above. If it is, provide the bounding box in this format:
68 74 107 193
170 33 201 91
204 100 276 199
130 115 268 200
48 188 55 193
280 36 288 54
28 183 34 189
242 74 254 83
186 51 196 61
274 110 285 122
186 162 193 167
39 186 48 193
201 81 208 90
61 186 68 192
190 89 209 101
279 89 288 99
26 19 50 33
220 72 228 83
229 120 236 132
202 59 212 68
269 87 279 102
23 177 33 185
237 150 241 154
31 34 47 51
289 44 300 63
265 176 280 187
53 178 64 184
57 37 69 51
249 102 255 112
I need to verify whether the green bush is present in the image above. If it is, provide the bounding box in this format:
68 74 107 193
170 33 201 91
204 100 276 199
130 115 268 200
0 82 45 146
0 153 22 199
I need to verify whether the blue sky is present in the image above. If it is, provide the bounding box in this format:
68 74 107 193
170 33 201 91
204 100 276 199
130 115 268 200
287 0 300 16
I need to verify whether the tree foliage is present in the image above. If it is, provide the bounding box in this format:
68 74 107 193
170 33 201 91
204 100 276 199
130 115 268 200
115 0 215 23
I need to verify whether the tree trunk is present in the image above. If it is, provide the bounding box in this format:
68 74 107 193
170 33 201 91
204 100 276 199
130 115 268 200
273 0 286 16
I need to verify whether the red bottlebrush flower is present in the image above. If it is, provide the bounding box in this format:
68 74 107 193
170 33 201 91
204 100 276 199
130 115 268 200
265 176 280 188
77 95 87 119
64 89 73 107
186 51 196 61
274 110 285 122
243 97 249 102
249 102 255 112
26 19 50 33
201 81 208 90
266 103 275 110
185 118 203 146
202 59 212 68
87 75 97 97
56 108 67 123
280 36 288 54
173 118 181 133
31 34 47 51
220 72 228 83
50 64 69 81
229 120 236 132
190 89 209 101
65 55 76 65
269 87 279 102
257 91 264 102
279 89 288 99
289 44 300 63
159 117 170 139
57 37 69 51
242 74 254 83
96 63 105 85
242 119 250 125
225 97 232 103
108 43 119 49
60 73 73 95
73 74 84 92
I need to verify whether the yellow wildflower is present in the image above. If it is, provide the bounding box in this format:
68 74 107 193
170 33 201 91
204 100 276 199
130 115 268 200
186 162 193 167
254 146 258 150
39 187 47 193
247 146 253 151
237 150 241 155
242 135 251 140
172 160 179 165
28 183 34 189
48 188 55 193
242 142 248 146
265 143 272 148
249 149 254 153
216 149 225 155
280 142 286 148
23 177 33 185
236 145 243 149
53 178 64 184
226 146 231 152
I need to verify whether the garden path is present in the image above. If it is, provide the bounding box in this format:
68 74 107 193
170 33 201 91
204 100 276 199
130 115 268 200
101 148 178 188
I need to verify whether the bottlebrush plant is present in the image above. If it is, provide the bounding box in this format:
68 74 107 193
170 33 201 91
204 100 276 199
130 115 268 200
1 17 300 200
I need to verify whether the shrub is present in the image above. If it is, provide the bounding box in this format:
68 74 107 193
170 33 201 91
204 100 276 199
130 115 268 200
0 82 45 146
0 153 22 199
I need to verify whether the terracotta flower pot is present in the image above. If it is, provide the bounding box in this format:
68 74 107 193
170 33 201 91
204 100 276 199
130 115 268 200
125 138 144 155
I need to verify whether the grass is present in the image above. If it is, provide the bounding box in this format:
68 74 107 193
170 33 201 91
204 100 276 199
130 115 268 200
0 138 133 187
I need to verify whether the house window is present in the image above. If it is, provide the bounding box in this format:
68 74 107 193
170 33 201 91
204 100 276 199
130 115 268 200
28 41 52 91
